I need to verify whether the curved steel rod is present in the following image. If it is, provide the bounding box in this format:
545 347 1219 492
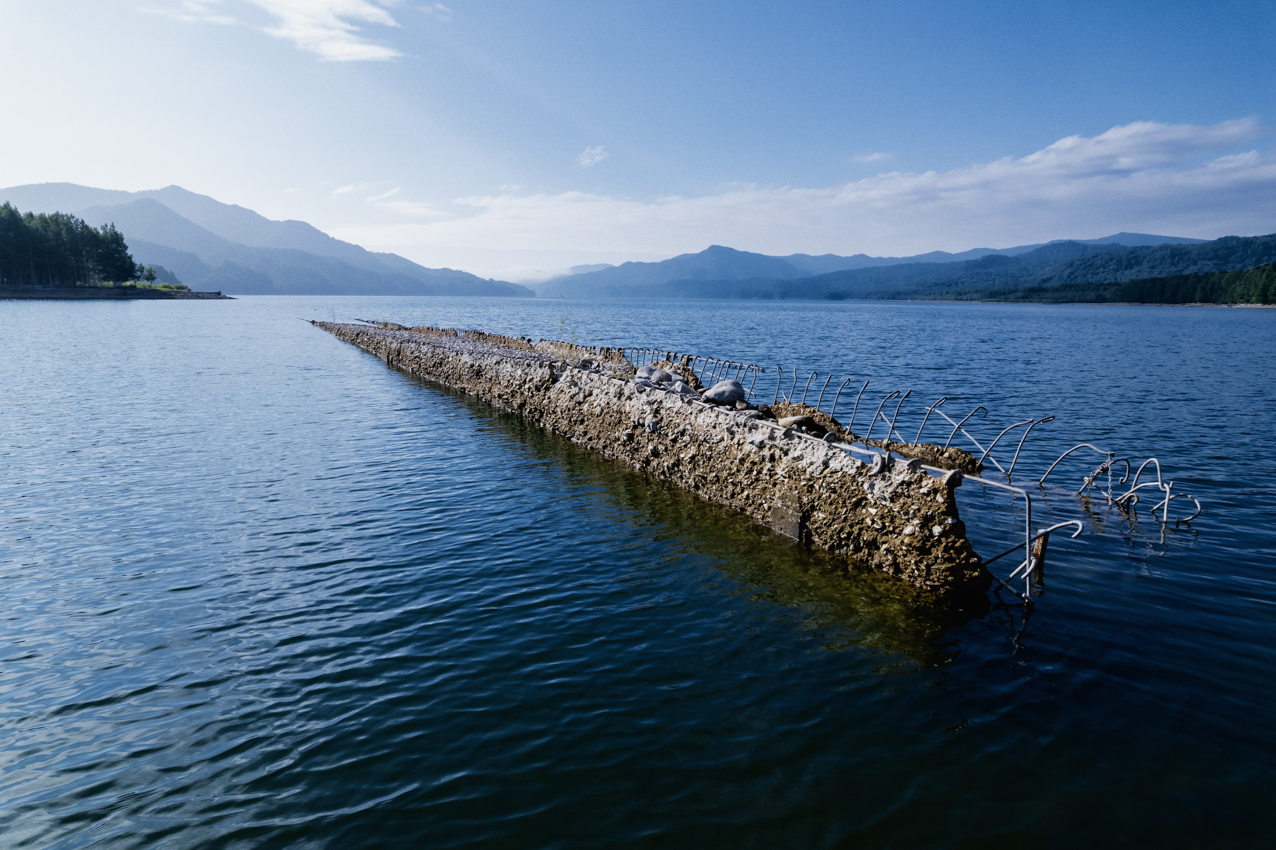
847 380 870 435
1006 416 1056 479
886 389 912 443
830 378 853 420
815 375 833 411
863 391 900 443
1150 481 1175 523
1128 458 1165 491
1170 493 1202 523
787 369 798 404
915 396 947 445
1112 459 1168 507
991 520 1086 571
748 366 760 396
1040 443 1112 485
978 419 1036 471
801 372 818 406
773 366 783 405
1113 480 1165 507
940 406 987 451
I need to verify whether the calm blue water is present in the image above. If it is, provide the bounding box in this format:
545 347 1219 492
2 296 1274 848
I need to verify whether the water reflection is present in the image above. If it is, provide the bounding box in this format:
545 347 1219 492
393 366 989 665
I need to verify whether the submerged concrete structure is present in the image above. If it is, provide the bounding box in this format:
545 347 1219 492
314 322 990 601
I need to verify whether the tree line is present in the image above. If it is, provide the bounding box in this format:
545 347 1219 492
0 203 143 288
921 261 1276 305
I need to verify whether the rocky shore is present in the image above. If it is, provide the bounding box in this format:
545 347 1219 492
315 321 990 601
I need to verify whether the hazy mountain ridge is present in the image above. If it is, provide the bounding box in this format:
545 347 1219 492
0 183 532 297
538 234 1206 298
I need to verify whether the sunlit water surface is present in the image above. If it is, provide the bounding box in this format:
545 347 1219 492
2 296 1274 848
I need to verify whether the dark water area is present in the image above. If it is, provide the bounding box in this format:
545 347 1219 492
1 296 1273 848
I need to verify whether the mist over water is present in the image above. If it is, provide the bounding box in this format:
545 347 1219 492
2 296 1273 848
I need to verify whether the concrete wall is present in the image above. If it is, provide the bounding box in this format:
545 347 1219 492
316 322 989 601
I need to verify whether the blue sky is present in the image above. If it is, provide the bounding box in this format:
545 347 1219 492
3 0 1276 280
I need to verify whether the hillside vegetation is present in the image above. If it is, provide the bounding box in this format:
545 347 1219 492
924 262 1276 305
1 202 140 287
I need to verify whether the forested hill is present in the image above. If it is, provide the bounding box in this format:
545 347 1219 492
921 262 1276 305
1 203 140 287
623 233 1276 301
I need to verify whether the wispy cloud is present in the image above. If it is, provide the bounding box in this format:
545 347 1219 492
365 187 401 202
577 145 609 167
378 199 448 218
141 0 236 25
331 184 357 196
422 3 453 22
149 1 405 60
248 0 403 61
332 120 1276 264
853 152 892 163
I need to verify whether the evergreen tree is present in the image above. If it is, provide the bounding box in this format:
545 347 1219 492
0 205 143 287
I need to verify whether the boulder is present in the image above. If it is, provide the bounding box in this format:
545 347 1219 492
777 415 827 438
650 368 674 384
703 379 746 405
670 381 699 398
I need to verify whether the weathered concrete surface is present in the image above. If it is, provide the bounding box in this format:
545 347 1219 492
315 322 989 600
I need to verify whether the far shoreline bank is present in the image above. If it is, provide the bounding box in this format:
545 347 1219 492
1 286 232 301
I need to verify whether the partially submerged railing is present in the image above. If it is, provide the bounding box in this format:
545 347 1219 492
619 343 1203 604
351 320 1201 604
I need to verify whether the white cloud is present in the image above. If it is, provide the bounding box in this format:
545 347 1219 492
577 145 609 167
853 152 892 163
141 1 236 25
151 1 404 60
331 119 1276 275
422 3 453 22
248 0 403 60
331 184 357 195
365 186 401 202
377 199 448 218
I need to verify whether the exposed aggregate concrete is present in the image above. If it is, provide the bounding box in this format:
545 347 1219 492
315 321 990 600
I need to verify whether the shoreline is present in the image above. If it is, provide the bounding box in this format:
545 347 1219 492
912 298 1276 308
0 286 232 300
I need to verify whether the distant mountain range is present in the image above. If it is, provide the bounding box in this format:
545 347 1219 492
9 181 1262 302
0 183 532 297
532 233 1276 301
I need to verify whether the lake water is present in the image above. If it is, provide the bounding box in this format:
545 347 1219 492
2 296 1274 848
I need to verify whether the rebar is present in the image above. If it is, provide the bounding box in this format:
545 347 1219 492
787 369 798 403
1040 443 1113 485
915 397 947 445
801 372 818 406
863 391 900 443
941 406 987 451
1006 416 1055 480
886 389 912 443
978 418 1036 472
847 380 870 435
829 378 854 420
815 375 833 411
773 366 783 405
